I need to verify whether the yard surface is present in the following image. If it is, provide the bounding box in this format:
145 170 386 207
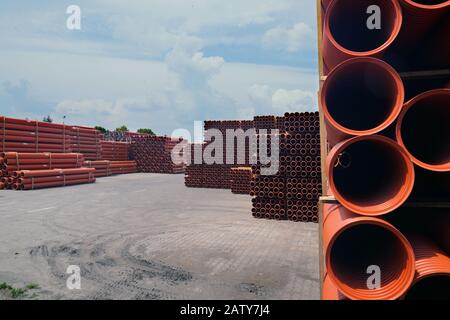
0 174 319 300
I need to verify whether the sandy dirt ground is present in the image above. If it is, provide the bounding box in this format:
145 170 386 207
0 174 319 300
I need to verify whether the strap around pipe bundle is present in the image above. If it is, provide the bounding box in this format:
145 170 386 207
35 121 39 153
15 152 19 171
2 117 5 152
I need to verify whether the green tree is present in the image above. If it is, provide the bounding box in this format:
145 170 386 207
137 128 155 135
42 115 53 123
115 125 129 132
95 126 107 134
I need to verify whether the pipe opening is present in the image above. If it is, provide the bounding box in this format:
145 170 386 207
332 139 411 210
325 59 402 132
399 92 450 169
404 0 449 5
328 0 400 52
330 223 410 296
405 276 450 300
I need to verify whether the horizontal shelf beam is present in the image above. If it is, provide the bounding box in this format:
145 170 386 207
320 68 450 83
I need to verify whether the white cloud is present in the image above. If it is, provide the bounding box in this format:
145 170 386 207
0 1 319 134
245 85 316 115
272 89 315 112
263 22 315 52
248 84 272 104
165 46 225 89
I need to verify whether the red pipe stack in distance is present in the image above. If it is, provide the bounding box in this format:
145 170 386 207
131 136 186 174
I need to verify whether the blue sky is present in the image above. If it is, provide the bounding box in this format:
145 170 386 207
0 0 319 135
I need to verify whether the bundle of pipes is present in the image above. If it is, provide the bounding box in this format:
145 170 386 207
103 130 151 142
276 116 285 132
109 161 137 175
250 124 287 221
83 160 137 177
130 136 186 174
185 164 234 189
9 167 96 190
253 116 278 130
251 112 321 223
184 120 257 189
101 141 130 161
1 152 84 178
1 116 73 153
252 197 286 220
83 160 111 177
282 117 322 222
321 67 449 211
70 126 102 161
321 0 450 73
231 167 253 195
320 0 450 300
251 176 287 220
323 205 450 300
321 77 449 300
282 113 322 223
204 120 246 131
240 120 256 131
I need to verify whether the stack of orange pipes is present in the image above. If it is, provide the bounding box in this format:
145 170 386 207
109 161 137 175
185 120 255 189
230 167 253 194
130 136 186 174
83 160 112 177
10 168 96 190
1 116 72 153
1 116 104 161
101 141 130 161
320 0 450 300
83 160 137 177
70 126 102 161
1 152 84 178
251 113 321 223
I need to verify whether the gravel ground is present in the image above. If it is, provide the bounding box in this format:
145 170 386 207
0 173 319 300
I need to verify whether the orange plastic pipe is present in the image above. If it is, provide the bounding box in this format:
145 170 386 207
18 177 95 190
427 213 450 256
5 158 82 165
322 274 348 300
403 235 450 300
322 0 402 70
14 167 95 178
1 152 83 159
327 135 415 216
321 58 404 145
323 203 415 300
397 1 450 45
396 89 450 172
321 0 332 11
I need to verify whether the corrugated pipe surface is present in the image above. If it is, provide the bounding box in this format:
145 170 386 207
404 235 450 300
323 203 415 300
